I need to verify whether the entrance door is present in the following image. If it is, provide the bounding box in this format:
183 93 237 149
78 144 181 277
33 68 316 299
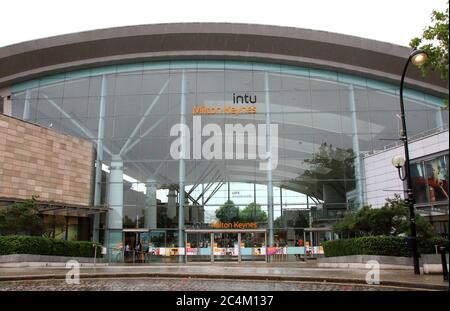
241 231 266 261
213 232 238 262
186 232 211 262
123 231 148 263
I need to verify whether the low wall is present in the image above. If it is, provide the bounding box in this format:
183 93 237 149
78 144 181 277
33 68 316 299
0 254 106 268
318 254 449 274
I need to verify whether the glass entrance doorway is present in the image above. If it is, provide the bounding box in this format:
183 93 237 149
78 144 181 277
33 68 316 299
213 233 239 262
185 229 267 263
123 229 149 263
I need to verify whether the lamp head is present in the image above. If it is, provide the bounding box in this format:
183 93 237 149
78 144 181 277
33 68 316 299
410 49 428 66
392 155 406 169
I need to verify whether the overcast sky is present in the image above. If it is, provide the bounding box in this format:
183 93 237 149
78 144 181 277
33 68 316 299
0 0 447 48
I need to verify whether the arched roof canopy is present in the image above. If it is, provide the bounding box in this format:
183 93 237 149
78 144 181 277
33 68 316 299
0 23 447 97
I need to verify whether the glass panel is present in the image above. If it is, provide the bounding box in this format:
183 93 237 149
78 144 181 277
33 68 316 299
213 233 238 261
424 156 449 203
411 162 428 204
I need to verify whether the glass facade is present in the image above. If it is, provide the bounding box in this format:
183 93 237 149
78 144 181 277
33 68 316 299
9 60 447 255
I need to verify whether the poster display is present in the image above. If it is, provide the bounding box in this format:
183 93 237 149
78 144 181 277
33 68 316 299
186 248 198 256
252 247 266 255
146 246 321 256
267 247 286 255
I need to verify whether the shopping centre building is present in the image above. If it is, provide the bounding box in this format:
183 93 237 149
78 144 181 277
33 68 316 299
0 23 448 262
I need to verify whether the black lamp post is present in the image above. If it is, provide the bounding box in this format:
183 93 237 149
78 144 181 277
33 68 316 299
392 49 428 275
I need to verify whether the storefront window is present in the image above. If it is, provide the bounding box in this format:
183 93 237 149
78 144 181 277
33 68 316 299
411 154 449 204
424 155 449 202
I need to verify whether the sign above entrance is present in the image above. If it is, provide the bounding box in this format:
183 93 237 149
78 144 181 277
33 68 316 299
192 93 257 116
211 221 258 229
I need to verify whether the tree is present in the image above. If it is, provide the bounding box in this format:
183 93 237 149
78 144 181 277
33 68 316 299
239 203 268 222
410 2 449 108
215 200 240 222
0 196 44 236
287 142 355 205
333 195 433 238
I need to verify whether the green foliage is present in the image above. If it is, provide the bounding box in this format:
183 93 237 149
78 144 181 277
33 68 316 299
215 200 240 222
215 201 268 223
417 236 449 254
333 195 433 238
0 235 102 258
410 2 449 108
239 203 267 222
0 196 44 236
323 236 449 257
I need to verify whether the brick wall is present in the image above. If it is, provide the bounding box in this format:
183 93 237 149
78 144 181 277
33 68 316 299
0 114 94 206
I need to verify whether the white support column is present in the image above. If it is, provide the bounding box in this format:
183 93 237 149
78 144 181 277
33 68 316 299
93 75 107 242
264 72 274 247
238 232 242 263
107 154 123 262
23 89 30 120
178 70 187 258
167 189 177 220
145 178 157 230
210 233 214 263
184 201 190 224
349 84 365 208
0 88 12 116
436 109 444 129
308 207 313 247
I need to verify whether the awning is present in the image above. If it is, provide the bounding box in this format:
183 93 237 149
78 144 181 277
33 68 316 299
38 204 109 217
0 196 109 217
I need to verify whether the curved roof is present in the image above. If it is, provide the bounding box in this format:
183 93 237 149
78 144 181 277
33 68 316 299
0 23 447 96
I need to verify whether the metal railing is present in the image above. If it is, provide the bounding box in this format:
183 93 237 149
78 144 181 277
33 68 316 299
363 125 448 158
311 209 348 220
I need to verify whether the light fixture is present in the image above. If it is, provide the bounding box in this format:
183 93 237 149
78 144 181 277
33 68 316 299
410 50 428 66
392 155 406 169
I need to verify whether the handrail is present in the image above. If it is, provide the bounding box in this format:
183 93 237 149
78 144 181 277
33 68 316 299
364 125 448 158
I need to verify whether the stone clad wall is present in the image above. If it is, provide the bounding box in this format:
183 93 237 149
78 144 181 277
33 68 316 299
0 114 94 206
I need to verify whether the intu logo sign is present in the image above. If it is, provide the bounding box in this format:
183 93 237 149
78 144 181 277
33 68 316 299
169 93 279 171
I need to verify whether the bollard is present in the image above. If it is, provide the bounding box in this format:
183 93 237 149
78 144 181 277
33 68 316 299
439 246 448 281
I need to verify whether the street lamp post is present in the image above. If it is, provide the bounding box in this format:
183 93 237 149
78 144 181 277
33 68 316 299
392 49 428 275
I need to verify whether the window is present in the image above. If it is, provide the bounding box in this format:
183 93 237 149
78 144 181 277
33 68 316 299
411 153 449 205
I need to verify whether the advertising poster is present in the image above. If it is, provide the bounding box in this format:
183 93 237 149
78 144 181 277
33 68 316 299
186 248 197 256
213 247 226 255
233 246 239 256
267 247 286 255
167 248 185 256
149 247 164 256
253 247 266 255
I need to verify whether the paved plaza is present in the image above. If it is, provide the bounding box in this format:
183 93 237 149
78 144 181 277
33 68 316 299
0 262 448 291
0 277 411 291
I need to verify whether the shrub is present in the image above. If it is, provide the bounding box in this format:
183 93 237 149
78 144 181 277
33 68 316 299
323 236 449 257
0 235 101 258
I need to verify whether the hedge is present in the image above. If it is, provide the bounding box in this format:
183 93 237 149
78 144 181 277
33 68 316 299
0 235 102 258
323 236 449 257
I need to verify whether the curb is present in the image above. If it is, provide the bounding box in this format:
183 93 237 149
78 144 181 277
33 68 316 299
0 272 448 291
